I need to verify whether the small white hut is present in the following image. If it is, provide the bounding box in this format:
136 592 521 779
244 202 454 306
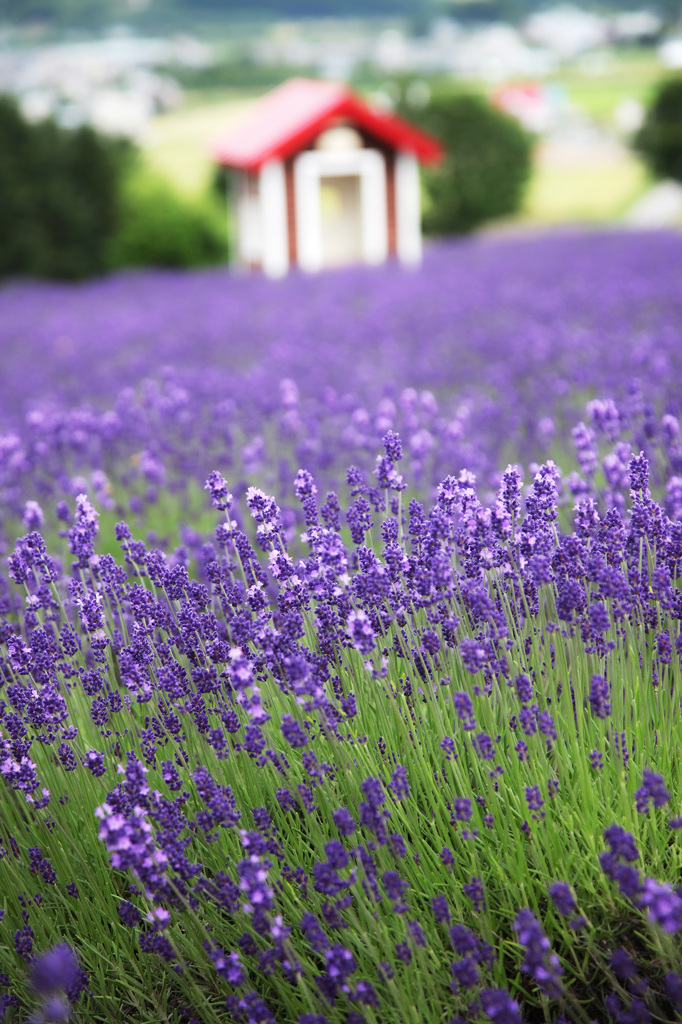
212 78 442 277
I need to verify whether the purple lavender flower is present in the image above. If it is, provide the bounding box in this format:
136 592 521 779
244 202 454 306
525 786 544 817
67 494 99 568
383 430 403 462
245 487 282 550
589 750 604 770
500 465 522 520
23 500 45 530
34 994 72 1021
1 754 40 793
665 972 682 1011
118 900 142 927
30 945 80 995
280 714 309 749
628 452 650 498
610 948 637 981
451 956 479 991
453 691 476 730
205 470 233 512
139 932 175 961
407 919 426 947
388 765 410 800
431 895 450 923
205 944 246 985
603 824 640 862
81 750 105 777
316 943 357 999
460 637 487 674
95 802 168 896
588 674 611 719
639 877 682 933
513 909 564 999
571 421 598 476
14 926 34 959
300 913 329 953
463 876 486 912
160 761 182 791
441 847 455 869
589 601 610 634
347 609 375 655
514 674 534 703
453 797 472 822
480 988 524 1024
238 853 274 916
548 882 576 917
394 941 412 965
332 807 356 836
145 908 170 931
634 768 671 814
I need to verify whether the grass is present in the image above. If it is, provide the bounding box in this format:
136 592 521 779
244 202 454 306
545 49 664 128
144 90 262 197
521 154 650 225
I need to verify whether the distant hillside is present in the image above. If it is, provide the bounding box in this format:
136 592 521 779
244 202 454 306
5 0 681 29
6 0 417 25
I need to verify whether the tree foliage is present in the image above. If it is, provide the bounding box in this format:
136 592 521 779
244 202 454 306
405 91 532 235
108 169 227 270
0 95 128 279
634 76 682 183
0 96 228 279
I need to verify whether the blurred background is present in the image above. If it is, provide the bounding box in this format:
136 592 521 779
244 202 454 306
1 0 682 278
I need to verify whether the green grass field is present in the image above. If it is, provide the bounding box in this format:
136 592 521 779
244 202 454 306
144 91 262 197
521 152 650 225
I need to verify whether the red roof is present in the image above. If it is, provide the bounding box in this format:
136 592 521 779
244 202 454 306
212 78 442 170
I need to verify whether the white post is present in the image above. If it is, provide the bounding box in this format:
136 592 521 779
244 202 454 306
359 149 387 266
236 172 262 267
259 159 289 278
395 151 422 266
294 152 323 273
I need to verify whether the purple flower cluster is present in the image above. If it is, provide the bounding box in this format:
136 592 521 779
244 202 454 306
514 910 564 999
1 232 682 1023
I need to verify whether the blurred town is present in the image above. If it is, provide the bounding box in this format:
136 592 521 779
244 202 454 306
2 1 682 242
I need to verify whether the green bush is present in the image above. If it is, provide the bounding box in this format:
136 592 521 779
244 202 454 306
0 95 129 279
107 169 228 270
634 76 682 183
0 94 228 279
404 91 533 235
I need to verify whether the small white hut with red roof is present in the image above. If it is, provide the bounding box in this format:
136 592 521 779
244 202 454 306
212 78 442 278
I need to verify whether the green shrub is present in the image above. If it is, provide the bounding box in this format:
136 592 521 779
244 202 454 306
0 95 129 279
404 91 533 235
634 75 682 183
108 169 228 270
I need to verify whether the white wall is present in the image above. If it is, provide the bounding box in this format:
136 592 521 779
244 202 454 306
259 160 289 278
395 151 422 266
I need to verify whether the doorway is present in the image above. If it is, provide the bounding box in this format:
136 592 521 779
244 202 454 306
319 175 363 267
294 148 388 273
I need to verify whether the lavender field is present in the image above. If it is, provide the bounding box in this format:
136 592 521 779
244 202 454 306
1 230 682 1024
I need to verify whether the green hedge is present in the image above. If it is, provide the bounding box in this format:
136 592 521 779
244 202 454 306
0 94 228 280
403 91 533 235
107 170 227 270
0 95 127 279
634 76 682 183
